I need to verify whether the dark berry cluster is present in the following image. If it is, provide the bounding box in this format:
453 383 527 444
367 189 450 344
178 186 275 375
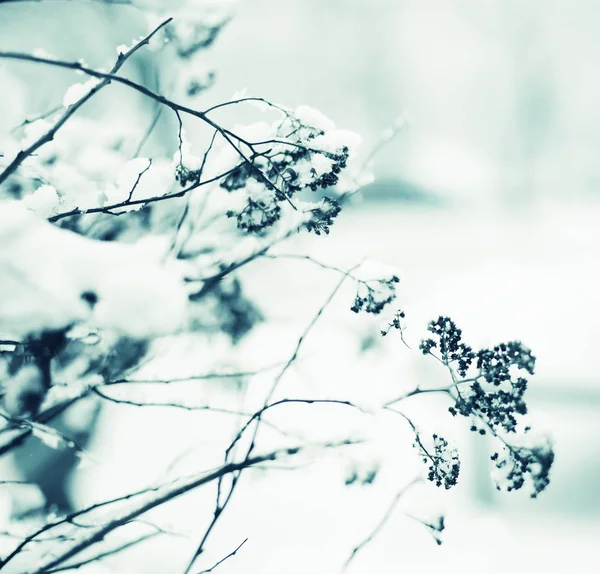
419 317 553 497
303 197 341 235
175 163 204 187
491 443 554 497
220 162 259 192
453 376 528 433
419 317 475 377
306 148 348 192
188 277 263 343
380 310 406 336
418 434 460 490
210 115 352 235
216 150 346 235
350 276 399 315
226 198 281 235
477 341 536 385
448 343 533 434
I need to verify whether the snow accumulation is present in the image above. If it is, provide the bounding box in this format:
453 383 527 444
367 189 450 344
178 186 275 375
21 184 62 218
0 201 188 338
102 157 168 209
294 105 336 132
62 79 101 108
311 129 362 156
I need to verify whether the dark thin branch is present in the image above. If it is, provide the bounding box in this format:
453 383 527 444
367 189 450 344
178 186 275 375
384 407 437 467
10 105 63 135
184 398 364 571
204 267 363 558
175 109 185 168
383 379 470 408
187 231 300 301
188 271 362 568
0 481 163 568
133 105 163 158
30 441 356 574
223 398 365 481
0 392 89 457
45 531 160 573
196 538 248 574
265 253 362 281
47 163 240 222
92 387 250 415
226 263 362 461
126 158 152 202
342 476 421 571
202 97 289 116
0 18 172 186
102 362 285 386
0 50 293 204
171 128 219 257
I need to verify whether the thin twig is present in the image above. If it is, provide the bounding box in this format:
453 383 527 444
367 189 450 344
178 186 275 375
30 441 356 574
0 18 172 186
126 158 152 202
0 392 89 457
185 268 362 569
45 531 160 573
92 387 250 415
0 49 292 204
342 476 421 571
102 362 285 386
47 163 239 222
196 538 248 574
133 106 163 158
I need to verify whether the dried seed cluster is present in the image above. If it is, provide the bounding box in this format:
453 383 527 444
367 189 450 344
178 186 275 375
400 315 554 497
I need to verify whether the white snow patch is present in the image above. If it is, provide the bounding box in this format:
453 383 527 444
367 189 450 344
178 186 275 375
295 105 336 131
22 184 61 218
0 202 188 338
62 78 100 108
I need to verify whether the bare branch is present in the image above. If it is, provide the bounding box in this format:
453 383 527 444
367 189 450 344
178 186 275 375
45 531 160 573
0 18 172 186
0 392 89 457
0 482 164 568
29 441 356 573
91 387 250 415
342 476 421 571
126 158 153 203
196 538 248 574
102 361 285 386
47 163 240 222
133 105 163 158
0 49 292 203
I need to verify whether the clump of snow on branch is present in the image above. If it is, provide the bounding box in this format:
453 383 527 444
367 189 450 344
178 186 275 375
0 202 188 338
22 184 62 218
173 101 368 239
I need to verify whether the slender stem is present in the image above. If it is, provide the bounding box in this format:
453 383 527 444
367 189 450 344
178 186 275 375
30 441 355 574
0 18 172 186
